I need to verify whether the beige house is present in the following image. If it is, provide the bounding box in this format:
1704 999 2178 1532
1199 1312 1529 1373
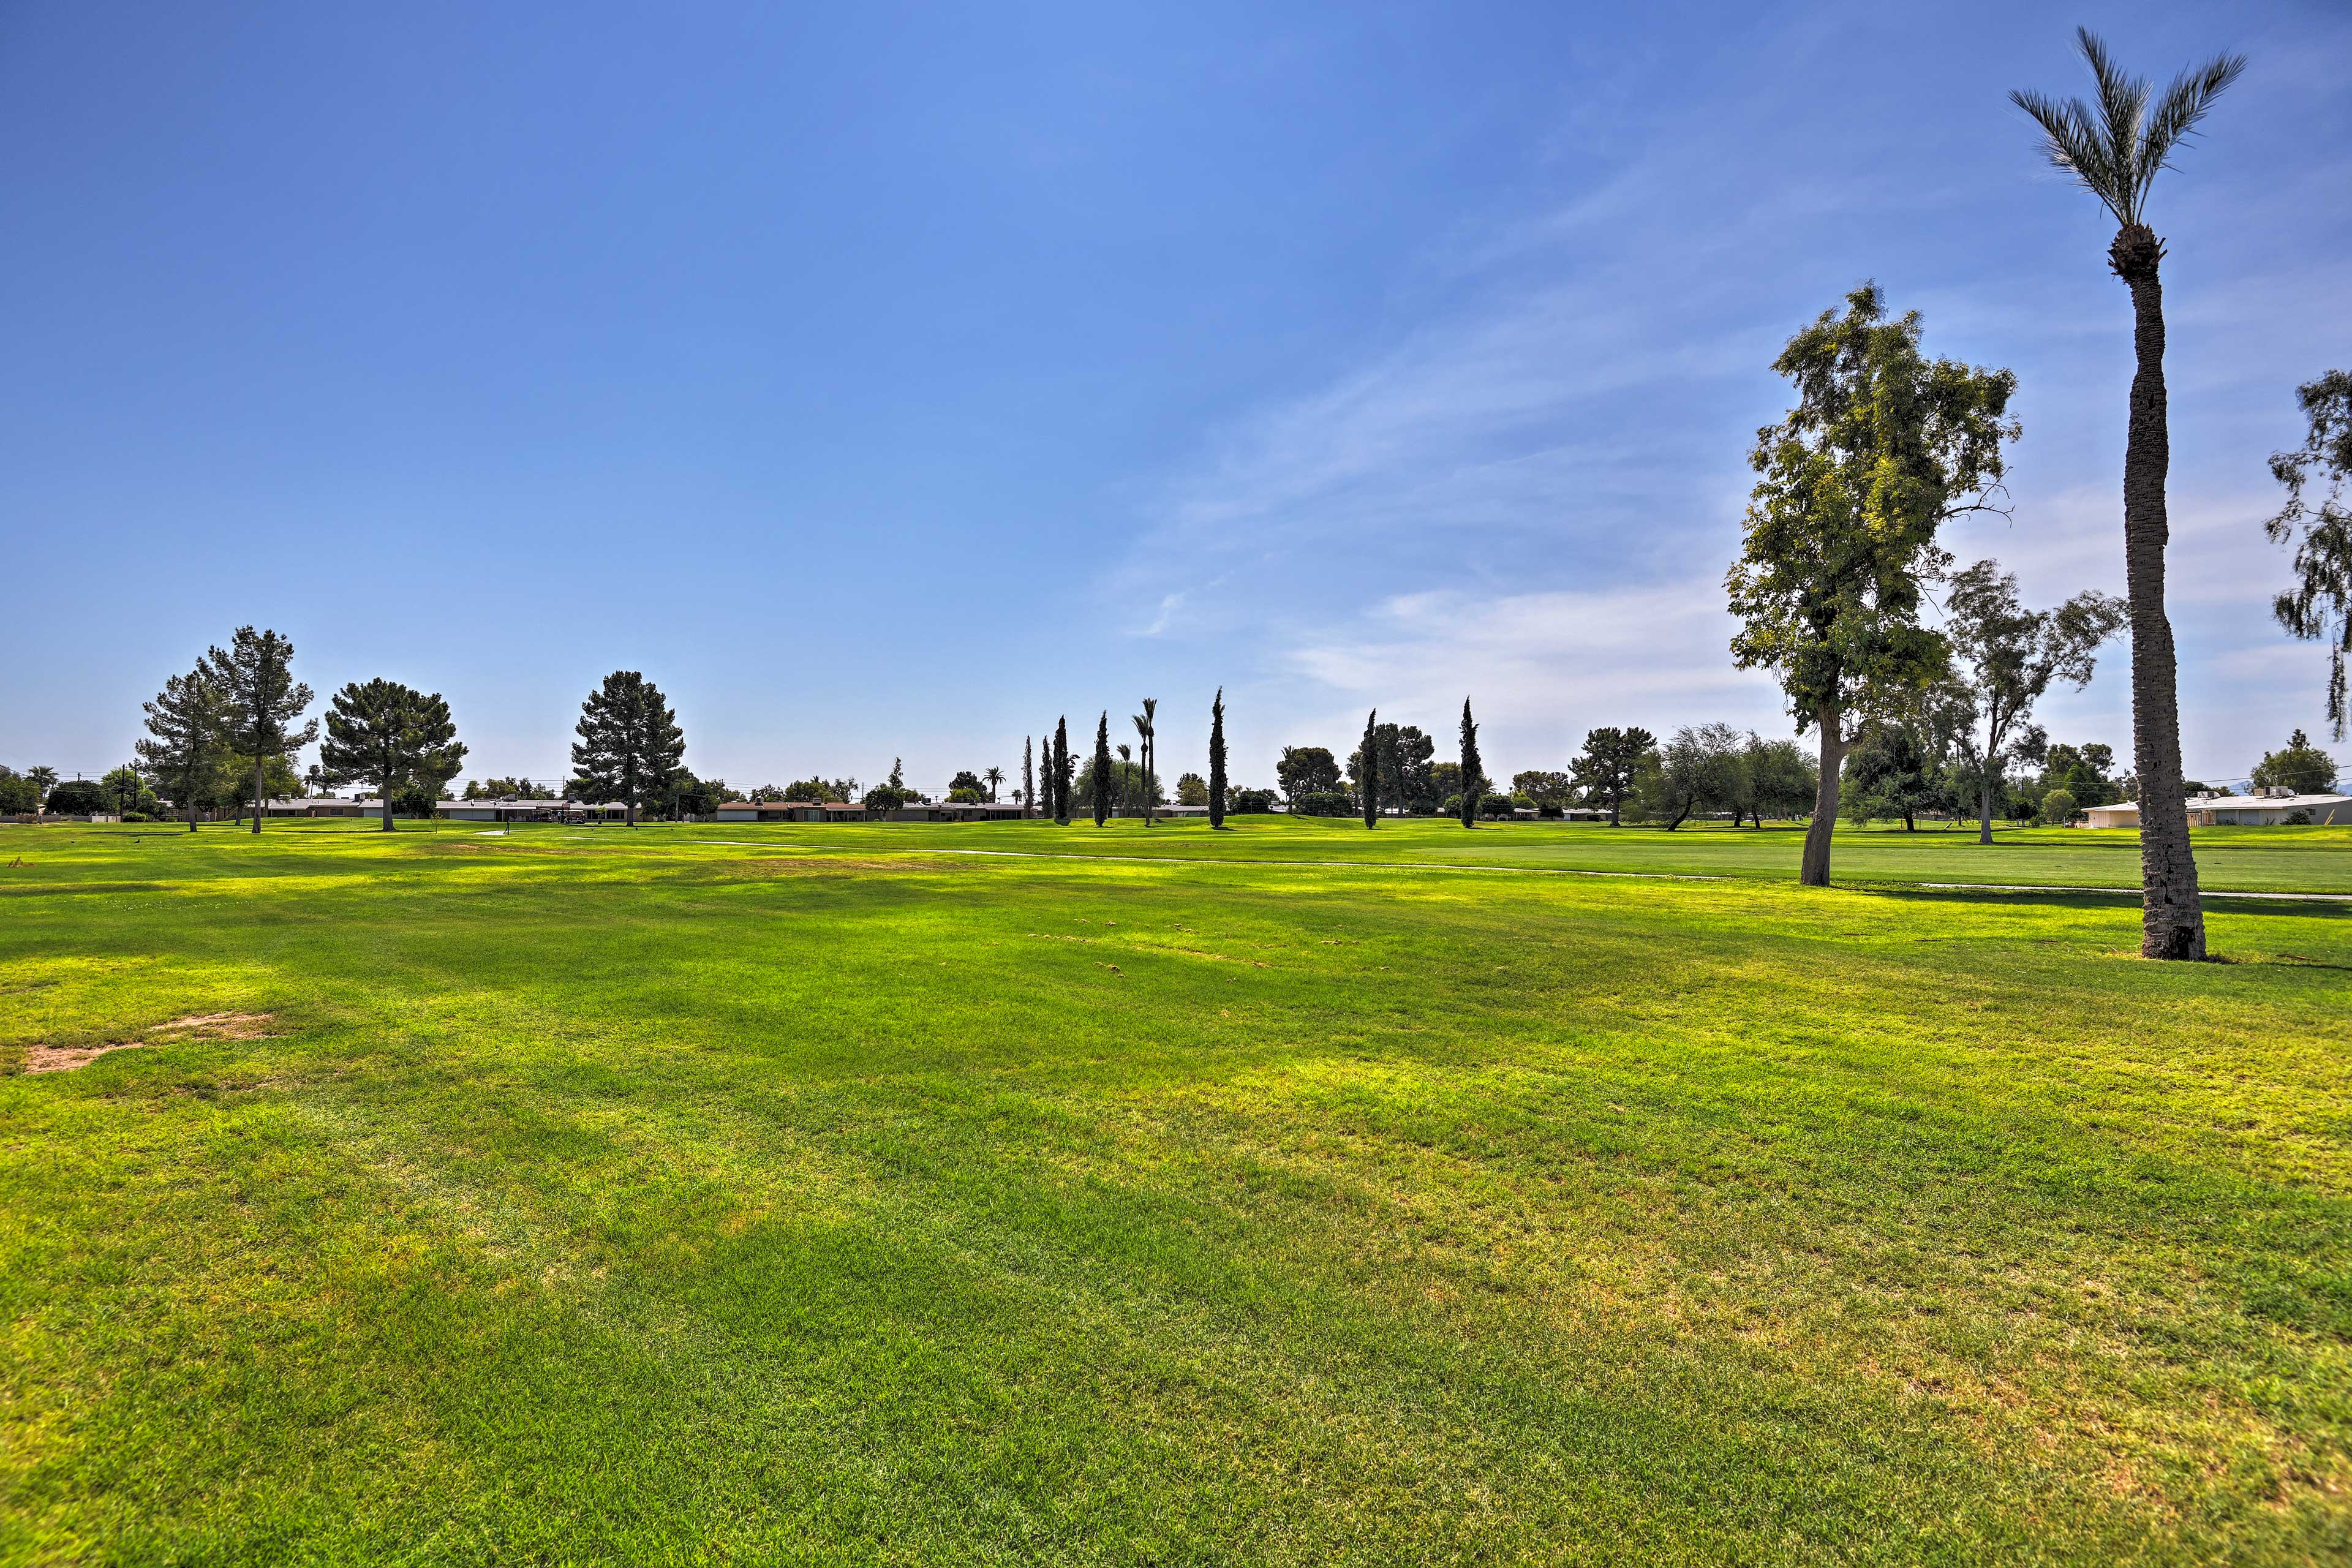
2082 788 2352 828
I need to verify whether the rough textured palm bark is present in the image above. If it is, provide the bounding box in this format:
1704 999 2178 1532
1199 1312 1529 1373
2114 227 2205 960
1801 702 1844 887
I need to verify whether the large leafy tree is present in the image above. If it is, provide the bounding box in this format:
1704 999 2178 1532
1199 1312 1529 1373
1727 284 2016 887
2252 729 2339 796
1457 699 1484 829
1208 688 1229 829
1358 709 1380 829
2013 29 2242 957
2262 370 2352 736
1938 559 2127 843
1275 746 1341 802
570 671 685 827
318 678 467 831
1841 720 1953 833
199 627 318 836
1569 726 1656 827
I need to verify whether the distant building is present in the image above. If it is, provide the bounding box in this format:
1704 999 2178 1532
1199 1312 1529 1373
715 801 831 823
435 798 628 823
2082 788 2352 829
261 797 378 817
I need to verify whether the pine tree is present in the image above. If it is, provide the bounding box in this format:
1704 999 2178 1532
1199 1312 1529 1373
137 665 229 832
1360 709 1381 828
318 678 467 831
201 627 317 835
1208 687 1228 829
1091 712 1113 826
570 671 686 826
1053 717 1071 824
1458 698 1484 828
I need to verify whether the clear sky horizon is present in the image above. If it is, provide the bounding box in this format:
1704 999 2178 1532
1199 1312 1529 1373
6 2 2349 796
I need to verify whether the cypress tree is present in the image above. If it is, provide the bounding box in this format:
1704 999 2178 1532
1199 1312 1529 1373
1053 717 1071 825
1023 735 1035 819
1091 712 1112 826
1360 707 1380 829
1208 687 1228 829
1458 697 1483 828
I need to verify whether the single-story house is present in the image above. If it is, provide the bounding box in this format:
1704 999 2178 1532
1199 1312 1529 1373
2082 788 2352 828
435 797 628 823
261 797 379 818
715 800 832 823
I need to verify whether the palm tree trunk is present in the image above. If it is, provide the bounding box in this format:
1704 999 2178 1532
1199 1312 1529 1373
1801 700 1843 886
2114 228 2205 960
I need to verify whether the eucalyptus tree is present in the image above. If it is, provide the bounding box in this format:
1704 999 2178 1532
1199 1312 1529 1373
1939 559 2127 844
1208 687 1229 829
201 627 317 835
1457 699 1483 829
2012 28 2243 957
318 678 468 831
1727 285 2016 887
136 666 228 831
2262 369 2352 736
571 670 685 827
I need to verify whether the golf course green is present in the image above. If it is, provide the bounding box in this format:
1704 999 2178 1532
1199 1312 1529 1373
4 817 2347 1562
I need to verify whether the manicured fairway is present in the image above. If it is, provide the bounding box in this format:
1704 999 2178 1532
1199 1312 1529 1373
642 813 2352 895
4 821 2349 1564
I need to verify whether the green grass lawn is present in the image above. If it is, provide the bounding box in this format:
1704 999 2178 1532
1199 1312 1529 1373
662 812 2352 894
4 820 2349 1564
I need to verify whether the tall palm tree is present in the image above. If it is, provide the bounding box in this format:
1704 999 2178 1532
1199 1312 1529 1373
983 765 1003 803
1132 697 1158 826
2011 29 2244 962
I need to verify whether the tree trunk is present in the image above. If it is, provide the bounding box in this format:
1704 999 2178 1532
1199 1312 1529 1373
1801 701 1844 886
187 790 200 833
1902 809 1915 832
1978 773 1996 846
2113 227 2206 960
251 754 264 834
1608 796 1621 828
381 767 396 831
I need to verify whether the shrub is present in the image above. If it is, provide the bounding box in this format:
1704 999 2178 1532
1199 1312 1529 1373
1539 804 1562 820
2041 787 2078 826
948 786 984 804
1477 793 1514 819
1292 791 1354 818
122 812 153 823
1229 788 1278 813
1439 793 1461 816
2286 809 2313 826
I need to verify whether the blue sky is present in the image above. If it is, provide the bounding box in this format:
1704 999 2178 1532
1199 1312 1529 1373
6 2 2348 796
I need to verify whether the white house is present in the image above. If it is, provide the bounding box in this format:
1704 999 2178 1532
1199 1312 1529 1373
2082 787 2352 828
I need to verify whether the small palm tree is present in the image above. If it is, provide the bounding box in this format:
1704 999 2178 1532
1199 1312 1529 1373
2011 28 2244 962
983 765 1003 803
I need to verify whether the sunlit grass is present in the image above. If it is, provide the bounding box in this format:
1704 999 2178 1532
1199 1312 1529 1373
2 821 2347 1562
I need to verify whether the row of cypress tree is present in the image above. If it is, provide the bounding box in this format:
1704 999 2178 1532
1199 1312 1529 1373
1020 692 1491 832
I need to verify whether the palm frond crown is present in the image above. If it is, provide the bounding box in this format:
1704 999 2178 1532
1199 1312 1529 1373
2009 27 2245 228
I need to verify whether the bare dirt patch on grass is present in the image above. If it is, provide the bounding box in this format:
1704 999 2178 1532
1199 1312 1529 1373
20 1011 276 1074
